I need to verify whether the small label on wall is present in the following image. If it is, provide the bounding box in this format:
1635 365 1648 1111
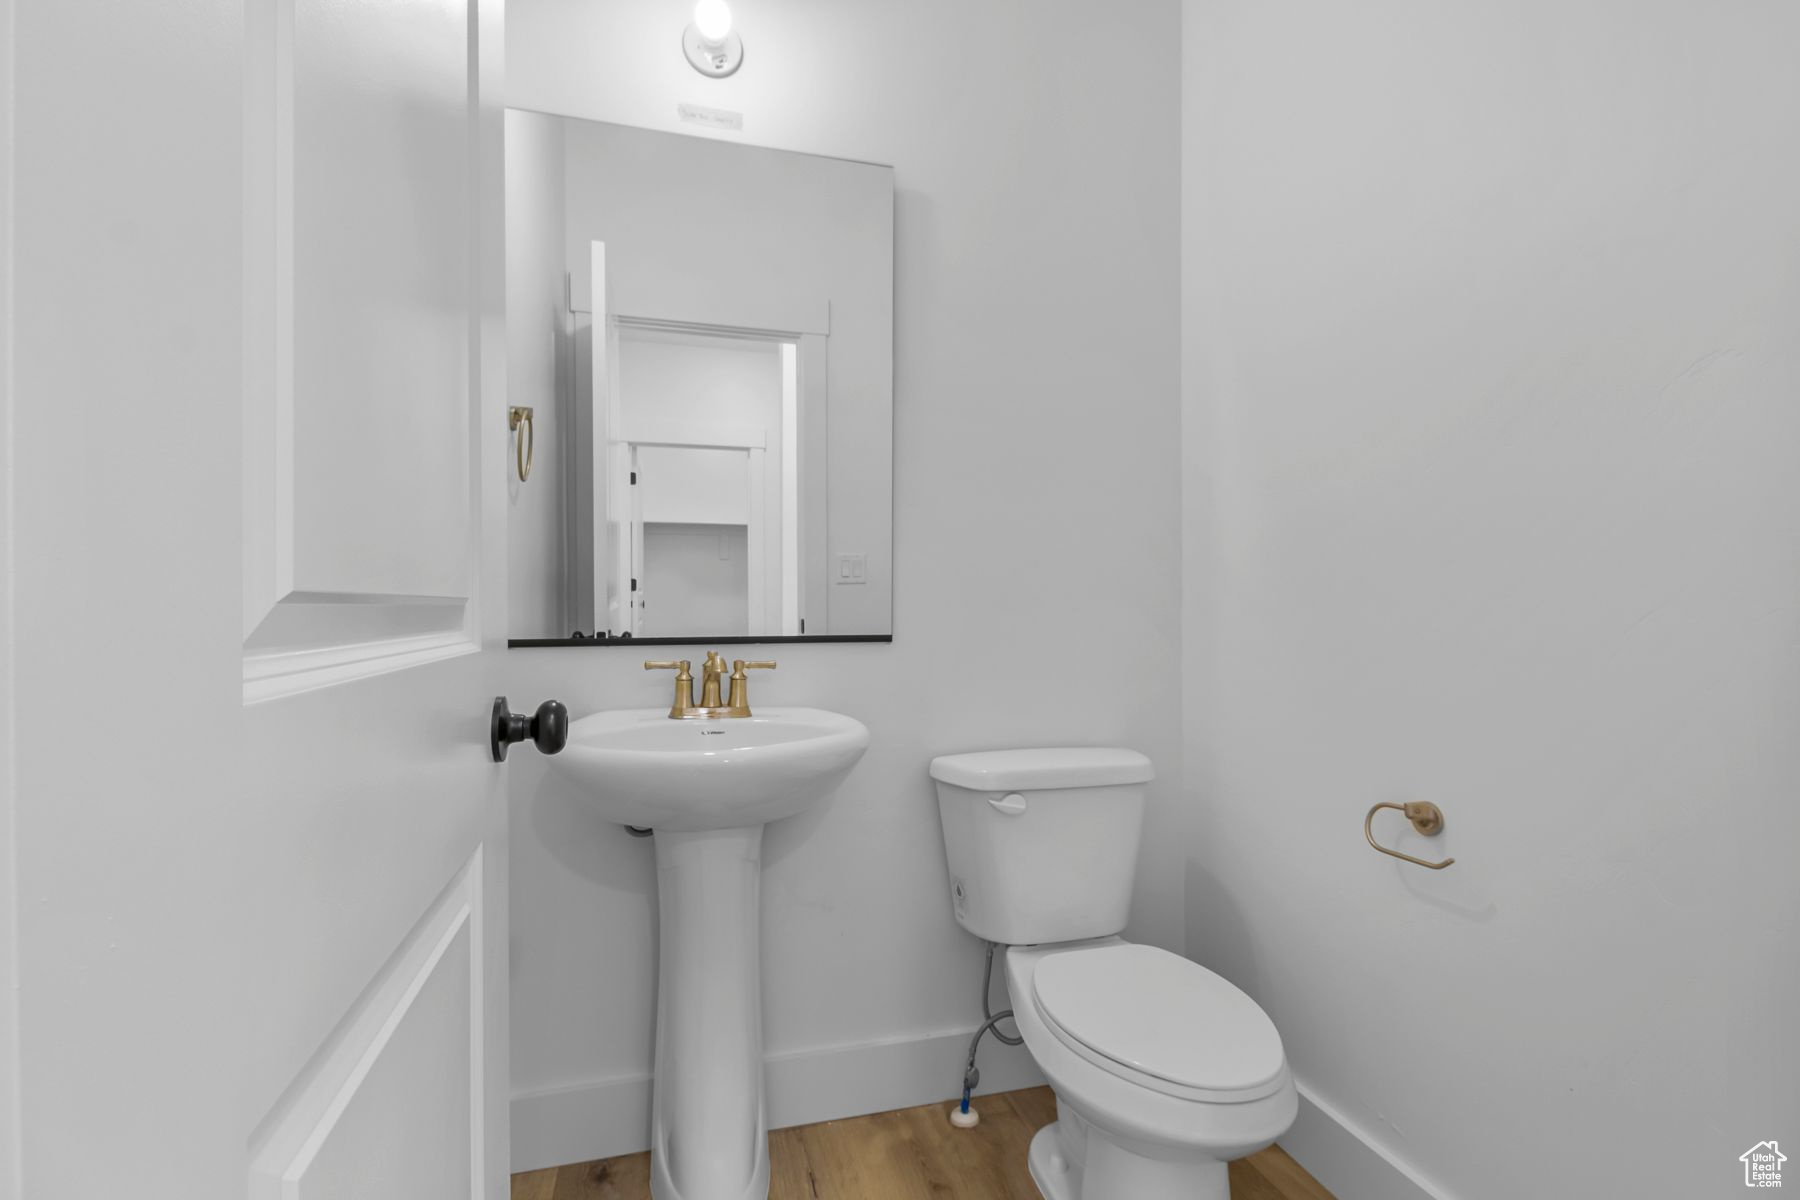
678 102 743 131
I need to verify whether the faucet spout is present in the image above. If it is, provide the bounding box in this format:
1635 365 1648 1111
698 650 728 710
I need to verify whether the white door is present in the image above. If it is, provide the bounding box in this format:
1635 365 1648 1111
2 3 509 1200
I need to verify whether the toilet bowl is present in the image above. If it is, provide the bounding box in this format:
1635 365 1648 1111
1006 939 1297 1200
929 748 1297 1200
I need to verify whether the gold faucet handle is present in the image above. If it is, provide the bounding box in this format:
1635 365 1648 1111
724 660 776 716
645 660 697 719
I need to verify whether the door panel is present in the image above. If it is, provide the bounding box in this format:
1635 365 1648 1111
288 0 472 602
7 1 509 1199
244 0 484 698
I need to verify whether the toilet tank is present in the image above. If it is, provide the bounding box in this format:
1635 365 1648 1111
930 747 1153 946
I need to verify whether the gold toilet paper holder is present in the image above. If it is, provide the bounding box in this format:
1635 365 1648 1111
1364 801 1455 870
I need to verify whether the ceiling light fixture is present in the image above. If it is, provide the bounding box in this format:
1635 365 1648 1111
683 0 744 79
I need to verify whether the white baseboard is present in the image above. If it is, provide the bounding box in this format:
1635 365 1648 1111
511 1074 653 1174
514 1038 1461 1197
1283 1079 1455 1200
511 1027 1046 1173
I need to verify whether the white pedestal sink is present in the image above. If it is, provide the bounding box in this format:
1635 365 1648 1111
554 707 871 1200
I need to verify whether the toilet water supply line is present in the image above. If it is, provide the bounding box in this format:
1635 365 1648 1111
955 941 1023 1127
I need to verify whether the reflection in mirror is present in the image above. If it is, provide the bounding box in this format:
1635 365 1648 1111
504 112 894 644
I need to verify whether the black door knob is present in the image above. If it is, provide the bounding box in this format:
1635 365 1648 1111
491 697 570 762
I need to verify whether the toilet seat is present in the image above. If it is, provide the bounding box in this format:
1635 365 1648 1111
1031 943 1288 1104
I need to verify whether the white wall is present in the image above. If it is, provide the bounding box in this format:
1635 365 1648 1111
1181 3 1800 1198
620 334 782 438
641 524 749 638
505 109 571 637
504 0 1182 1170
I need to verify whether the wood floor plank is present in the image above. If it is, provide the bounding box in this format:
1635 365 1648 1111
768 1125 819 1199
1228 1157 1293 1200
509 1167 559 1200
895 1098 1040 1200
1243 1143 1337 1200
512 1086 1336 1200
550 1151 652 1200
892 1104 994 1196
794 1109 935 1199
1000 1085 1057 1131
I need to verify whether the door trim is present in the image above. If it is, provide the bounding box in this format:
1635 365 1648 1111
249 850 489 1199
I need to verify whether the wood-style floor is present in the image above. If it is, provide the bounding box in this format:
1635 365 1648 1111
512 1086 1335 1200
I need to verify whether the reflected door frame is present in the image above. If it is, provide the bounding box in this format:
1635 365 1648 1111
625 436 765 637
581 240 825 638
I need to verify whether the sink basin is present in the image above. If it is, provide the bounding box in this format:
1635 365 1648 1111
555 706 870 831
550 704 869 1200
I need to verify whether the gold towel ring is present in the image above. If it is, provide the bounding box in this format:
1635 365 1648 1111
508 406 535 482
1364 801 1455 870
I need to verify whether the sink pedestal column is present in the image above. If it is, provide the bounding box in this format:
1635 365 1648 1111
648 825 770 1200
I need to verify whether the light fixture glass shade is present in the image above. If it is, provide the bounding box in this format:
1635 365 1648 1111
682 0 743 78
693 0 733 44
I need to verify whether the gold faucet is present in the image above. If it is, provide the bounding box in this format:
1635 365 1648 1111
645 652 777 719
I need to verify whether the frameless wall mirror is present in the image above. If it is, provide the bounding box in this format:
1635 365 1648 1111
504 112 894 645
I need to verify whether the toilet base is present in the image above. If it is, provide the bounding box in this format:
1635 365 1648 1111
1027 1124 1076 1200
1027 1120 1231 1200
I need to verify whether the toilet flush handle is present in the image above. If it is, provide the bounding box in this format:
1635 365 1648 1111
988 793 1028 816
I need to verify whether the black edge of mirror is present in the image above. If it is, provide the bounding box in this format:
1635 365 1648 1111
507 634 894 648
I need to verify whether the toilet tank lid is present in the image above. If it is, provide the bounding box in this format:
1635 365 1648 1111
929 747 1154 791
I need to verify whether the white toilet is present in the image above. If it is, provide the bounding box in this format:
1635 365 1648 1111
931 748 1298 1200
